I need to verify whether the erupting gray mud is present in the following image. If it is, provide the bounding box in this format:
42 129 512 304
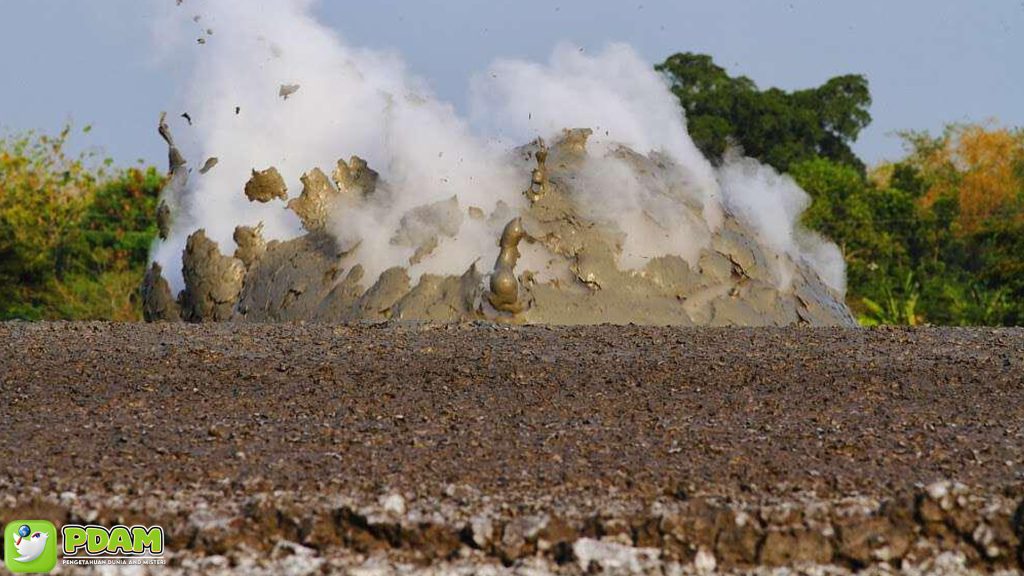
143 125 854 326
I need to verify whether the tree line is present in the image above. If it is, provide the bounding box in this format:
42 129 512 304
1 54 1021 324
0 126 162 320
660 53 1023 326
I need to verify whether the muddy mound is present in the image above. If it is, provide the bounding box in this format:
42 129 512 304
144 127 855 326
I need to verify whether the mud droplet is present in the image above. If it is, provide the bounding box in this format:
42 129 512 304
279 84 300 100
244 167 288 203
199 157 218 175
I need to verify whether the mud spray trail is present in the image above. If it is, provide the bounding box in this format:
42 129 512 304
142 1 853 329
2 323 1023 574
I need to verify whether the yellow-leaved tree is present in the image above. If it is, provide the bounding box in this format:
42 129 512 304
908 124 1024 235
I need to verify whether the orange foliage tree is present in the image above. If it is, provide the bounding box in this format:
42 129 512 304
908 124 1024 235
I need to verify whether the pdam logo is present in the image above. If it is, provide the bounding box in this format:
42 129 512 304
3 520 58 573
2 522 165 571
61 524 165 566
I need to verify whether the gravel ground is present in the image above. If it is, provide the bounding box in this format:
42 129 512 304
1 323 1023 574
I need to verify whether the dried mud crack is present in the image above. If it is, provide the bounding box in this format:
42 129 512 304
1 323 1023 574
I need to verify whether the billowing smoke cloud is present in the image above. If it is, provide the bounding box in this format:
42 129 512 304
470 43 725 270
150 0 522 285
150 0 845 296
717 157 846 293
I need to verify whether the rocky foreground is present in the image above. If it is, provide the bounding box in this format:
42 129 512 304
1 323 1023 575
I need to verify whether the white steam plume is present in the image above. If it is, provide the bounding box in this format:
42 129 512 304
150 0 846 296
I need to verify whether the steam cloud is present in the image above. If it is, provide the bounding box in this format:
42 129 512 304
150 0 845 297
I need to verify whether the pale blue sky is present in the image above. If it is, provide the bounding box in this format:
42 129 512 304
1 0 1021 167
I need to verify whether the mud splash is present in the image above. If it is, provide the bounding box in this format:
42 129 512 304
143 123 855 326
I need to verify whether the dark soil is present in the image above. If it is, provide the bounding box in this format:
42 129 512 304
1 323 1023 572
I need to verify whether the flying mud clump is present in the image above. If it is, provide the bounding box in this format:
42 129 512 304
142 121 855 326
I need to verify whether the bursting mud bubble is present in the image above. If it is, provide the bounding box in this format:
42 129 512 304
144 0 854 326
144 126 854 325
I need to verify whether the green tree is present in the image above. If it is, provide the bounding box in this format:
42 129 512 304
791 157 918 320
859 272 922 327
0 126 163 320
656 53 872 173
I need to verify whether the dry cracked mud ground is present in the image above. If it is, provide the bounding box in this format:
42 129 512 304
1 323 1023 575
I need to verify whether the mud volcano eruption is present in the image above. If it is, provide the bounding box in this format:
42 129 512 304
142 1 854 327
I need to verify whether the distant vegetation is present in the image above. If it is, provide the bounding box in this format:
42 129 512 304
1 54 1021 325
657 53 872 173
0 125 163 320
661 52 1024 326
